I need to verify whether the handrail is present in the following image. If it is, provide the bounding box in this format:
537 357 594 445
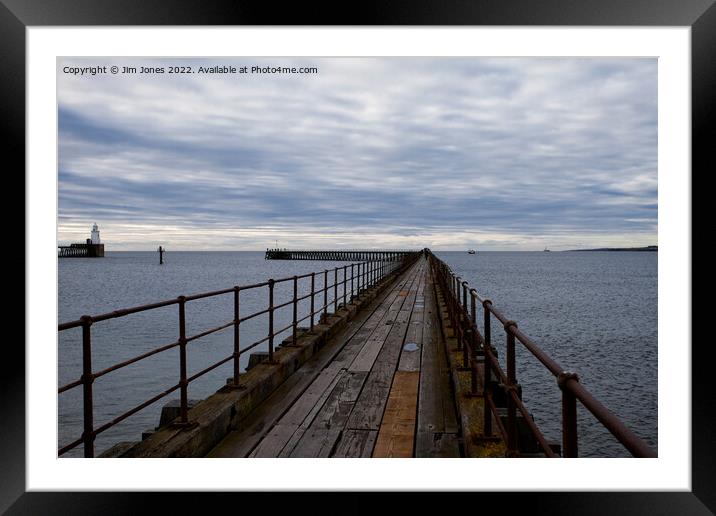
426 250 656 458
58 252 421 457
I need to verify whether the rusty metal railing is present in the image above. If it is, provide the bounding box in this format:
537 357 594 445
426 250 656 458
58 253 420 457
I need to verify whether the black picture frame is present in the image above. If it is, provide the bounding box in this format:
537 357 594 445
4 1 710 514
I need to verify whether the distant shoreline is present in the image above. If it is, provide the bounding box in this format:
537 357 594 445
565 245 658 252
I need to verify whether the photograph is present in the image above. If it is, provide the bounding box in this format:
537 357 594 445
5 3 708 510
56 56 658 460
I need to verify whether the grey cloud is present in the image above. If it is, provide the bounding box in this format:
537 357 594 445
58 57 657 250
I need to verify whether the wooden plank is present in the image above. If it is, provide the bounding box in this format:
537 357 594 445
328 269 416 369
284 371 368 458
249 368 346 457
277 363 345 426
372 371 420 457
344 265 423 431
416 266 461 457
247 423 300 458
331 429 378 458
347 306 404 372
207 353 344 458
347 264 422 373
398 273 425 372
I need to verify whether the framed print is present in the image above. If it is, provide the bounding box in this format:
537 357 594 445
5 0 711 513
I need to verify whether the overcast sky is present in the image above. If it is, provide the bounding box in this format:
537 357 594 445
58 57 657 251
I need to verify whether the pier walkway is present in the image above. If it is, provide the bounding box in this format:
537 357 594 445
208 256 461 458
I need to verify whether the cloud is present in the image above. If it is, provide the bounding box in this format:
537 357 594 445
58 57 657 250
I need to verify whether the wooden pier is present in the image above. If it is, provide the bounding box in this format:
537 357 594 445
265 249 416 261
208 257 464 457
58 242 105 257
59 224 105 257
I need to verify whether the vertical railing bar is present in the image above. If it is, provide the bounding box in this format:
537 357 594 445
462 282 467 312
470 325 479 395
455 277 462 351
343 265 347 307
470 290 478 394
310 272 315 331
559 372 580 457
323 269 328 321
80 315 95 458
233 286 240 386
505 321 518 455
178 296 189 424
357 262 361 295
483 300 493 436
470 291 476 326
334 267 338 312
292 275 298 346
462 281 469 368
268 280 275 362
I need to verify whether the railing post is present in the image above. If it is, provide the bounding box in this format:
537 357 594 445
483 300 492 349
469 290 478 394
178 296 189 425
292 275 298 346
470 290 476 325
558 371 580 457
233 286 241 386
334 267 338 312
505 320 519 456
310 272 315 331
268 280 275 362
358 262 362 294
462 325 470 369
461 281 469 368
455 277 462 351
470 327 479 395
483 300 493 436
323 270 328 320
343 265 347 306
462 281 468 311
351 264 355 300
80 315 95 457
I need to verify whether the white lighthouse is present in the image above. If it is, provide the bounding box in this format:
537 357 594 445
91 223 101 244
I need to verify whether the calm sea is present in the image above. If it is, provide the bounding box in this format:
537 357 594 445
58 250 657 457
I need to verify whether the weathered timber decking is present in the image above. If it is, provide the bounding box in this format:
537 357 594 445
207 256 462 458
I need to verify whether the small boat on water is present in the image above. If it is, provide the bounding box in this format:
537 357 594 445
543 247 551 252
467 249 476 254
